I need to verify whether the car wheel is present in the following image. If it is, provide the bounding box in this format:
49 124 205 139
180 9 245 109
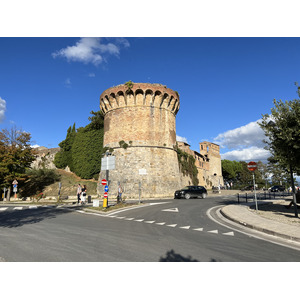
201 193 207 199
185 193 191 200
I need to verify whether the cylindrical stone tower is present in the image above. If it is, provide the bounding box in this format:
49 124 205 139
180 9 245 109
99 82 181 199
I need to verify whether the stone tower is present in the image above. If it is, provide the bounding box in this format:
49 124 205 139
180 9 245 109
99 82 181 198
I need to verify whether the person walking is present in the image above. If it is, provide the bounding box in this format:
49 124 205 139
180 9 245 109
118 184 123 203
81 185 87 205
77 184 82 204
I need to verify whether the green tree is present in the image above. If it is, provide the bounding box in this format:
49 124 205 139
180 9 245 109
259 86 300 217
0 126 35 189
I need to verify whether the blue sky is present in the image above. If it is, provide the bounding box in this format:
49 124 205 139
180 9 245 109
1 37 300 162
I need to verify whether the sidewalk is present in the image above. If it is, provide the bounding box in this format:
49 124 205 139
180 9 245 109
221 201 300 242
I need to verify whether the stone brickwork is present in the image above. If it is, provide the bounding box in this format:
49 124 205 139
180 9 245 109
99 82 181 198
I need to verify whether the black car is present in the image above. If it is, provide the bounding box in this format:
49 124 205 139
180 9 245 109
174 186 208 199
270 185 285 192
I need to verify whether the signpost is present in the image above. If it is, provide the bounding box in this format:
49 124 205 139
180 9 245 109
101 179 107 186
101 153 115 208
12 180 18 199
247 161 258 211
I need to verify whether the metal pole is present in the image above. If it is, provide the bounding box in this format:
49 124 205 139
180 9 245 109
253 174 258 211
289 165 298 218
106 169 109 207
139 181 141 204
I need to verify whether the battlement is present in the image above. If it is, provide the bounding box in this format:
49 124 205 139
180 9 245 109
100 82 180 115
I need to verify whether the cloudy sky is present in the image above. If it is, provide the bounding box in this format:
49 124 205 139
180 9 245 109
1 2 300 165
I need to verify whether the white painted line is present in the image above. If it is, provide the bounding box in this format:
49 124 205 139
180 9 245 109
223 231 234 236
116 216 125 219
14 207 23 210
134 219 144 222
193 228 204 231
180 226 190 230
109 216 117 218
125 218 134 220
167 224 177 227
0 207 8 211
162 207 179 213
155 222 166 225
144 221 155 224
149 202 170 206
207 230 219 234
29 206 38 209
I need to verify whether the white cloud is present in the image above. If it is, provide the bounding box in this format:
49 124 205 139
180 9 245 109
52 37 130 66
31 144 41 148
214 119 266 149
0 97 6 122
88 73 96 77
64 78 71 87
176 135 188 144
221 146 270 162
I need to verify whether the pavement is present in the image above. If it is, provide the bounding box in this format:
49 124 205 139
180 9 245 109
220 201 300 242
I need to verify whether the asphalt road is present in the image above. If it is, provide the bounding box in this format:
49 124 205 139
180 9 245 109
1 196 300 262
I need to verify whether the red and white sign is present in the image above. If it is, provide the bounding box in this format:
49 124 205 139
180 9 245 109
103 192 108 198
101 179 107 186
247 161 257 171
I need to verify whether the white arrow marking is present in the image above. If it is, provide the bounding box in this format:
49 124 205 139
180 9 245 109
155 222 166 225
0 207 8 211
180 226 190 230
222 231 234 236
13 207 23 210
29 206 37 209
167 224 177 227
193 228 204 231
144 221 155 223
134 219 144 222
125 218 134 220
162 207 179 213
207 230 218 234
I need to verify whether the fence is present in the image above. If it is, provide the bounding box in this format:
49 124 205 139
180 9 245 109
237 191 293 203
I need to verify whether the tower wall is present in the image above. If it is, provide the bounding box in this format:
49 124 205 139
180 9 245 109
99 83 181 198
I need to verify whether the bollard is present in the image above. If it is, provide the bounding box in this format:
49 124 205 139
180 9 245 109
237 193 240 203
88 195 92 203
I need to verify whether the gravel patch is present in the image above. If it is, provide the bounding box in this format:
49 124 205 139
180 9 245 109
249 200 300 226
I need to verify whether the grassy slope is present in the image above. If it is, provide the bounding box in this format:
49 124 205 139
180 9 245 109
43 169 98 197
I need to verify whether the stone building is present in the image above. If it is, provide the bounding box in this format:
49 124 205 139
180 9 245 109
99 82 181 198
98 82 224 199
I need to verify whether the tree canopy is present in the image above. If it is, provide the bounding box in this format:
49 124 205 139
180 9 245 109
54 110 105 179
0 126 35 188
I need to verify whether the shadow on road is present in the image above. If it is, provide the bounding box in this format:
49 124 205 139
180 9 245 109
0 207 81 228
159 249 219 262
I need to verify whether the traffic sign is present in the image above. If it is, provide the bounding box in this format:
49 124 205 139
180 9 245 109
247 161 257 171
101 179 107 186
104 192 108 198
104 185 109 192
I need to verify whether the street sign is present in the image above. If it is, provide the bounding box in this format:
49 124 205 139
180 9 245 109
101 179 107 186
101 156 116 171
104 192 108 198
247 161 257 171
104 185 109 192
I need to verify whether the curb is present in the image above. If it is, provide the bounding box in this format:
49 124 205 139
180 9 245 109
220 203 300 242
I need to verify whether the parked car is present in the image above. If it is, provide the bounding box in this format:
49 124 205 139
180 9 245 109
270 185 285 192
174 186 208 199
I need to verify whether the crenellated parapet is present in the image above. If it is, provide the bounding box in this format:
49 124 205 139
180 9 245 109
100 82 180 115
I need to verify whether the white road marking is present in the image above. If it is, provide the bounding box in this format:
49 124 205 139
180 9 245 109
161 207 179 213
222 231 234 236
29 206 37 209
149 202 170 206
193 228 204 231
180 226 190 230
167 224 177 227
155 222 166 225
13 207 23 210
207 230 219 234
0 207 8 211
144 221 155 223
134 219 144 222
125 218 134 220
116 216 125 219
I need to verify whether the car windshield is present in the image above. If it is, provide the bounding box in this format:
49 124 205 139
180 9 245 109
181 186 190 190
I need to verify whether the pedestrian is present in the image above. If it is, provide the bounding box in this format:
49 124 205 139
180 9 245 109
81 185 87 205
118 184 123 203
77 184 82 204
